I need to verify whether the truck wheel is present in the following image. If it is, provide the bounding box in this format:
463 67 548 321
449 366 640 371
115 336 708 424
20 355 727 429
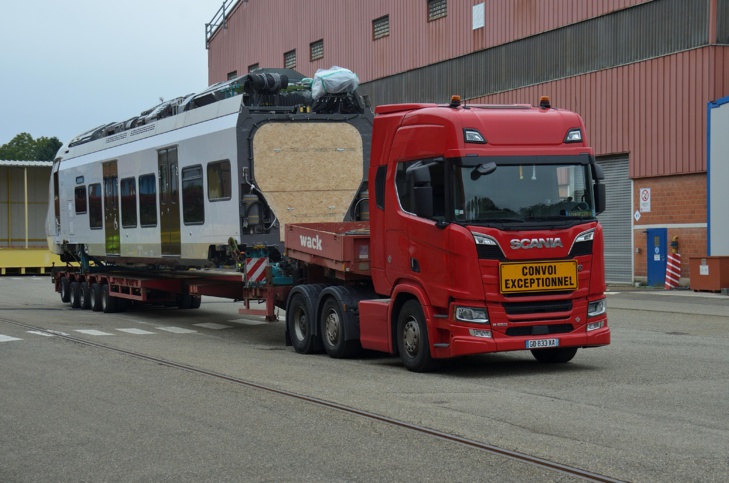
79 282 92 310
89 283 103 312
177 293 192 309
190 295 202 309
287 293 317 354
320 297 360 358
69 281 81 308
101 285 118 314
60 277 71 303
530 347 578 363
397 300 438 372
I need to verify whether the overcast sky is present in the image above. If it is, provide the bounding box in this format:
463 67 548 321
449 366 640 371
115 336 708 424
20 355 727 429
0 0 225 147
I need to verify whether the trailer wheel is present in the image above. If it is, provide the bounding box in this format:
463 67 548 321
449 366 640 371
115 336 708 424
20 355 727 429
69 281 81 309
320 297 360 358
60 277 71 303
530 347 578 363
101 285 118 314
176 293 192 309
396 300 438 372
287 293 316 354
79 282 92 310
190 295 202 309
89 283 103 312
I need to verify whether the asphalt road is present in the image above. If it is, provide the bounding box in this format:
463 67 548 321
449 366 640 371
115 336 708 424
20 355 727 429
1 275 728 482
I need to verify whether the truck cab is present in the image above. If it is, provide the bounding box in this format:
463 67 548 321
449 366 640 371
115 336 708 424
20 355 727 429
361 96 610 371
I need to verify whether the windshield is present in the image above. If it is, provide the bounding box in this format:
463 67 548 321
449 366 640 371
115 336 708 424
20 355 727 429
453 155 596 225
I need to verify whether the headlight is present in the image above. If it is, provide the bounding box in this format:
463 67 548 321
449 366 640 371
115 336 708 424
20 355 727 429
587 298 606 317
471 232 498 246
455 306 489 324
574 228 595 243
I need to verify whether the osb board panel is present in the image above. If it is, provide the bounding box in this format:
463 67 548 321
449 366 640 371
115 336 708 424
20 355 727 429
253 123 363 240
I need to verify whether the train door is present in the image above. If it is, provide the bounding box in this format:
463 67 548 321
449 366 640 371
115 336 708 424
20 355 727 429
158 146 181 256
103 161 120 255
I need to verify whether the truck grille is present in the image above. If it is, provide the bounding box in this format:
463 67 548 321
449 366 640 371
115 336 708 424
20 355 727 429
503 300 573 315
505 324 574 336
568 240 593 257
477 244 505 260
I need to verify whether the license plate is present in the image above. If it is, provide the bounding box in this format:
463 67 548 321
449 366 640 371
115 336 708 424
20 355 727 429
500 260 578 294
526 338 559 349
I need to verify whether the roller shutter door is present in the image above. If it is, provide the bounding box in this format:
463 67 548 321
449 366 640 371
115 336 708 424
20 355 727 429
596 156 633 284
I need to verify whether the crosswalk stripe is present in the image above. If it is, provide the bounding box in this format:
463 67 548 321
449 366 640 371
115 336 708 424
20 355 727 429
116 328 156 335
157 326 198 334
75 329 114 336
194 322 232 330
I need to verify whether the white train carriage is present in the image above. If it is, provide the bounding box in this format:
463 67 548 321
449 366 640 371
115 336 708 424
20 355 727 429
46 69 373 267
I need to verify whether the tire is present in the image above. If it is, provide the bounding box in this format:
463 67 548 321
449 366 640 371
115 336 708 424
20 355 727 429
60 277 71 303
530 347 578 363
89 283 103 312
190 295 202 309
79 282 92 310
101 284 118 314
177 293 192 309
286 293 317 354
69 281 81 309
396 299 438 372
320 297 360 358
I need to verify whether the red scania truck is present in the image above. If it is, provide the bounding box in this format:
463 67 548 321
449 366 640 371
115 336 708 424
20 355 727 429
283 96 610 371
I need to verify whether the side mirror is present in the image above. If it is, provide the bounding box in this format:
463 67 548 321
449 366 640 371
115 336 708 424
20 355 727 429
594 183 606 214
592 163 604 181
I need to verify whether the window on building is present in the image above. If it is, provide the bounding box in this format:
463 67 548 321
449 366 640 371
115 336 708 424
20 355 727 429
227 70 238 80
74 186 87 214
88 183 103 229
428 0 447 21
120 177 137 228
139 174 157 227
284 50 296 69
310 39 324 61
472 2 485 30
182 165 204 225
248 63 259 72
373 15 390 40
208 160 231 201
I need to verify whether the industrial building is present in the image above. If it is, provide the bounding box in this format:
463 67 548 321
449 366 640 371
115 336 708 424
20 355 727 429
205 0 729 285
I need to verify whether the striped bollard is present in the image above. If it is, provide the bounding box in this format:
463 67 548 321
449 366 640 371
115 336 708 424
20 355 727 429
664 252 681 289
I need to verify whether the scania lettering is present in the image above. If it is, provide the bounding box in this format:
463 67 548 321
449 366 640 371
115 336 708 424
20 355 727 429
511 238 564 249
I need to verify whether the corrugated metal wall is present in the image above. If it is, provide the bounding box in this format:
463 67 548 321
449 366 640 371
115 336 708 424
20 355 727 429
207 0 652 85
358 0 708 106
469 47 729 178
595 156 633 283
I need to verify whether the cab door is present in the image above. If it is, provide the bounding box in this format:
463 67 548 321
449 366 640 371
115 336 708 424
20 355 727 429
102 161 120 255
158 147 181 256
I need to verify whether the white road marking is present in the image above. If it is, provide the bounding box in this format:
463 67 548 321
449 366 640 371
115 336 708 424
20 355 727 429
0 334 23 342
228 318 267 326
193 323 232 330
27 330 55 337
116 328 157 335
75 329 114 336
156 326 197 334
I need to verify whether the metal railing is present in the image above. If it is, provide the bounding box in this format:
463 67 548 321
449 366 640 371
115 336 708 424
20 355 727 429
205 0 241 49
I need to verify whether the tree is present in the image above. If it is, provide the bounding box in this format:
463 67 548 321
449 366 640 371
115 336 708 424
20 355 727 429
0 132 63 161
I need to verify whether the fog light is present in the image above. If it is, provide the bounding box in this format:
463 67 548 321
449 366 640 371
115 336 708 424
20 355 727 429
586 320 604 332
469 329 492 338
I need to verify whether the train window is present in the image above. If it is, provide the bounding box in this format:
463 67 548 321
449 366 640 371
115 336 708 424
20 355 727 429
120 177 137 228
139 174 157 227
182 165 204 224
88 183 103 229
74 186 87 214
207 160 231 201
